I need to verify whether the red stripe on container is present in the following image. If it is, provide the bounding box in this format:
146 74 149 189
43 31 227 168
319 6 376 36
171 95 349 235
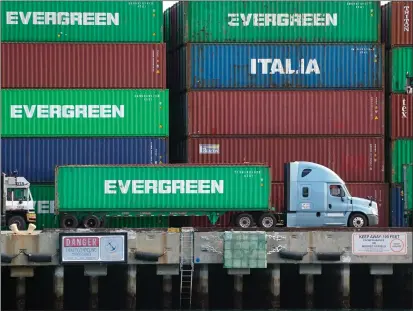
185 137 385 182
1 43 166 89
185 90 385 136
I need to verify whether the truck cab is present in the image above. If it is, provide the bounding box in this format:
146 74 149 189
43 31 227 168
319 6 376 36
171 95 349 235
1 172 36 230
285 162 378 228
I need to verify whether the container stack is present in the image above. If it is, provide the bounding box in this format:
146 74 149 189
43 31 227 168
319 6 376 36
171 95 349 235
382 1 413 226
1 1 169 229
165 1 389 227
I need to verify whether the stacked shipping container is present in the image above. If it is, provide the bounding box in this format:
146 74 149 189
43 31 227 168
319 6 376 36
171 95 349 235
165 1 389 227
1 1 169 229
382 1 413 226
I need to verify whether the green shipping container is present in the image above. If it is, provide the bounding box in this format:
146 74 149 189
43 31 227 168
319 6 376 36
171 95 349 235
391 140 413 184
166 1 380 50
30 184 168 229
1 1 163 42
55 165 271 214
2 89 169 137
391 47 413 93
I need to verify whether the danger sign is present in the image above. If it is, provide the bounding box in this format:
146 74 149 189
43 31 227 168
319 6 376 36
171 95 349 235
59 233 127 264
352 232 407 255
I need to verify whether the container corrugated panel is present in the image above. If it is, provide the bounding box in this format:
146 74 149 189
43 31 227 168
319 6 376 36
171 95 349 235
381 2 413 47
390 184 408 227
167 1 380 50
190 182 389 227
391 139 413 184
190 182 284 227
176 43 384 91
1 43 166 89
2 138 168 183
390 47 413 93
1 1 163 42
31 184 58 229
55 165 271 213
390 94 413 139
2 89 169 137
184 137 385 182
183 90 385 136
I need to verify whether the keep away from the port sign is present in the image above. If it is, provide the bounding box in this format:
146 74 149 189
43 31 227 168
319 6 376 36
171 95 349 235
59 232 127 264
352 232 407 255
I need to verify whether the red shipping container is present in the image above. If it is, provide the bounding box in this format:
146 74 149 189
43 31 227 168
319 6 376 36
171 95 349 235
184 90 385 136
184 137 385 182
191 182 389 227
382 1 413 47
390 94 413 138
1 43 166 89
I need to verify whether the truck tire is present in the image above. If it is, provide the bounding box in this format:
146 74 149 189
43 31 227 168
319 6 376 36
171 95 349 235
7 215 26 230
83 215 101 228
348 213 368 228
60 214 79 228
258 213 276 228
235 213 253 228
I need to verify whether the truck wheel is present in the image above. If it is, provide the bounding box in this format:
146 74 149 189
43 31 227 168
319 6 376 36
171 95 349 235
258 213 276 228
235 213 253 228
349 214 367 228
7 215 26 230
60 214 79 228
83 215 101 228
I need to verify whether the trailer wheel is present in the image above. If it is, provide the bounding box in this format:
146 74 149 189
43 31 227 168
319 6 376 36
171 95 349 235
348 213 367 228
7 215 26 230
60 214 79 228
258 213 276 228
83 215 101 228
235 213 254 228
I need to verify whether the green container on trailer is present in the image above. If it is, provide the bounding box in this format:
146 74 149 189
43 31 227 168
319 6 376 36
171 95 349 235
391 139 413 184
31 184 58 229
1 1 163 42
30 184 169 229
391 47 413 93
167 1 380 50
2 89 169 137
55 165 271 217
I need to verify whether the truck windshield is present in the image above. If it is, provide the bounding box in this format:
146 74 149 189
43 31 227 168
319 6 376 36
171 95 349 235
7 188 28 201
342 184 351 197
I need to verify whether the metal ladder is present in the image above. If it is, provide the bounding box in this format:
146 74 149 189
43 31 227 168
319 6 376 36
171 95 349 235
179 227 194 309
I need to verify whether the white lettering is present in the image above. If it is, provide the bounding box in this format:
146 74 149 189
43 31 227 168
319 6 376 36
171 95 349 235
35 200 55 214
6 11 119 25
404 6 410 32
402 98 408 118
228 13 337 27
105 180 225 194
10 105 124 119
250 58 321 75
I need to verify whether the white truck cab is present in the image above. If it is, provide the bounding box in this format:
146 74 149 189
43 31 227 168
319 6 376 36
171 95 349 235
1 172 36 230
285 162 379 228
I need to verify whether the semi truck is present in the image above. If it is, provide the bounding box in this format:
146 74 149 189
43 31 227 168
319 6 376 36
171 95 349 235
55 162 379 229
1 172 37 230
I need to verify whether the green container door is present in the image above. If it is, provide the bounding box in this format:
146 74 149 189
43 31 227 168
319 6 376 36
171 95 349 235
391 140 413 184
168 1 380 49
56 165 271 213
2 1 163 42
391 47 413 93
2 89 169 137
31 184 58 229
